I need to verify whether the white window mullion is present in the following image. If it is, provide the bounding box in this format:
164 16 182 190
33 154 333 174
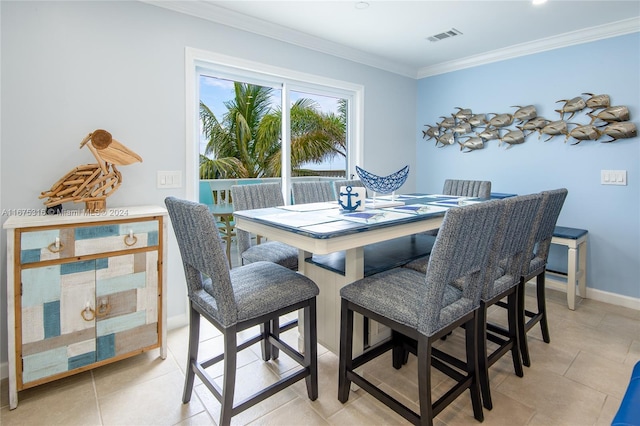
281 84 291 204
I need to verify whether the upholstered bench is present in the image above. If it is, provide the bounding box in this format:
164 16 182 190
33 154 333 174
546 226 588 310
612 361 640 426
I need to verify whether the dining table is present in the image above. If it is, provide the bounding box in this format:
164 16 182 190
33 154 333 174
233 193 485 354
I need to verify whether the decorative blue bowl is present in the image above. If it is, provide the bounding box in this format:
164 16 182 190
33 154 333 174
355 165 409 194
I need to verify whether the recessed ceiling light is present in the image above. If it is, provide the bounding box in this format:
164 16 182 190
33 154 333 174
532 0 548 5
355 2 369 10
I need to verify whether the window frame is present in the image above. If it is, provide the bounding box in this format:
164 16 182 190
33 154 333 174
185 47 364 202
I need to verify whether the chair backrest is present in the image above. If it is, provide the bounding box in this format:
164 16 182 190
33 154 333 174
483 193 543 299
165 197 237 326
443 179 492 199
231 183 285 255
333 179 366 200
419 199 505 336
292 181 335 204
524 188 568 276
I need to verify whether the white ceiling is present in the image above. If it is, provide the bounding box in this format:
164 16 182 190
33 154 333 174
145 0 640 78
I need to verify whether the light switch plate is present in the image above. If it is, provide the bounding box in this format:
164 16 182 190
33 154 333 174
157 171 182 188
601 170 627 186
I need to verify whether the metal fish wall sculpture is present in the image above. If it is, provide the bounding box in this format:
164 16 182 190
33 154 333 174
422 92 636 151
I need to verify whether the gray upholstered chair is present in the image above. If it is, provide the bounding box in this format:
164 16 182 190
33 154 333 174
338 199 506 425
517 188 568 366
442 179 492 198
476 193 543 410
333 178 366 200
165 197 319 426
292 181 335 204
231 183 299 270
420 179 492 239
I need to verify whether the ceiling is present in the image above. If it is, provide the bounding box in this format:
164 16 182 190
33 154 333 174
145 0 640 78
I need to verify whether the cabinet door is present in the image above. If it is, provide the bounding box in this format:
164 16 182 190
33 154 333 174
95 251 159 361
21 260 97 385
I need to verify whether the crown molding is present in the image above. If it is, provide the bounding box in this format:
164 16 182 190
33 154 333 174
416 17 640 78
142 1 638 80
140 0 418 78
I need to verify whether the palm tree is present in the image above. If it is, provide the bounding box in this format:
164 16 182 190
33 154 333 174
200 82 346 179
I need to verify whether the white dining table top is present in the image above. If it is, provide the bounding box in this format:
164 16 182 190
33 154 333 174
233 193 483 254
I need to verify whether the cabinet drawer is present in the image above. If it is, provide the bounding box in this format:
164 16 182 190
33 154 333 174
20 220 160 264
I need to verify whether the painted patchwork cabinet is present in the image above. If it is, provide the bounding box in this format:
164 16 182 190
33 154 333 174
3 206 168 409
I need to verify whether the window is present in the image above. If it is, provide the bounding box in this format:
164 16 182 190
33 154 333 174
185 47 363 202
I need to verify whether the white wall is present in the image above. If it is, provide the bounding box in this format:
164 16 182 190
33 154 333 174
0 1 416 369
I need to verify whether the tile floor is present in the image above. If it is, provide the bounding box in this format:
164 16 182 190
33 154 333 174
2 275 639 425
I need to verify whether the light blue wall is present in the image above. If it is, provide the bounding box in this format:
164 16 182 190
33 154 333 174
416 33 640 299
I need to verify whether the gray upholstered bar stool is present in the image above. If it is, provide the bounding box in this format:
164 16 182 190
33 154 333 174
476 193 543 410
515 188 568 366
292 181 335 204
165 197 319 426
442 179 492 198
421 179 492 238
338 200 506 425
231 183 299 270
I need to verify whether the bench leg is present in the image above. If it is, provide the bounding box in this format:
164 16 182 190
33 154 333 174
578 239 587 299
567 246 577 310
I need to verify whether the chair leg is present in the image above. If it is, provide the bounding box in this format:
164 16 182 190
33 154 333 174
518 279 532 368
338 299 354 403
476 302 492 410
392 330 405 370
220 328 238 426
466 314 484 422
536 273 550 343
508 290 524 378
272 317 280 360
182 305 200 403
260 321 271 361
417 336 434 426
304 300 318 400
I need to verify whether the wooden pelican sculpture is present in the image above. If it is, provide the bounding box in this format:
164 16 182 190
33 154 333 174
40 129 142 213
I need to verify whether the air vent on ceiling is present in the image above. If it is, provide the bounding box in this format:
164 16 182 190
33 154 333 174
427 28 462 42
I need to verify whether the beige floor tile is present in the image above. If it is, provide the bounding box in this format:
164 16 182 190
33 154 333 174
247 397 329 425
565 351 636 399
175 410 217 426
92 348 181 398
548 321 633 363
596 395 622 426
194 359 299 425
597 311 640 341
625 340 640 365
496 365 606 425
520 335 579 376
290 350 362 420
0 372 99 426
439 387 535 426
99 369 204 425
327 391 414 426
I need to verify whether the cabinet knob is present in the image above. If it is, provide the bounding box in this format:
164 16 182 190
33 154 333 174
81 304 95 321
47 237 64 253
124 230 138 246
95 299 112 318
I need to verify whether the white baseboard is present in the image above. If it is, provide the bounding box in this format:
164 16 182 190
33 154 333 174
545 280 640 311
586 287 640 311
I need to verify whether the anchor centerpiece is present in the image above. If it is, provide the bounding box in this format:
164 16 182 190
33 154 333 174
338 185 364 211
